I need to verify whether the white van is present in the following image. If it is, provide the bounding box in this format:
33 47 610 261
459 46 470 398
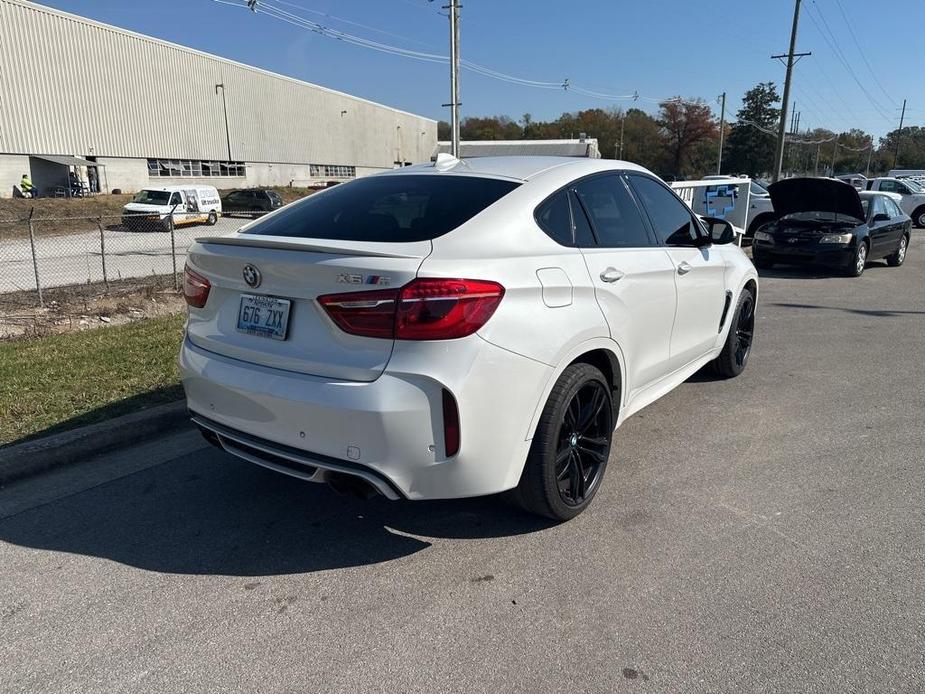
122 185 222 232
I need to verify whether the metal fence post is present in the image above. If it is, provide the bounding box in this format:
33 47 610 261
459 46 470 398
98 215 109 291
27 207 43 307
169 203 179 290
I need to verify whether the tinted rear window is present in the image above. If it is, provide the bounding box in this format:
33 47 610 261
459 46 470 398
244 174 519 242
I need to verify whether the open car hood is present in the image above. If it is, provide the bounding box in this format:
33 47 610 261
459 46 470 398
768 177 865 221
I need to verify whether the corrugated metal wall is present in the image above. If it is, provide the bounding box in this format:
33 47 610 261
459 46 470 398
0 0 437 166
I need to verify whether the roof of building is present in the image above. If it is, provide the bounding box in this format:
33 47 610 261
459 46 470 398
436 139 600 158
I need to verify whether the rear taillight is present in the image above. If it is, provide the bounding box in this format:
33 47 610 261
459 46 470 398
318 278 504 340
183 264 211 308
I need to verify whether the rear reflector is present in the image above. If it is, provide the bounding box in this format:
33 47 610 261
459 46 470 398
318 278 504 340
442 388 460 457
183 264 211 308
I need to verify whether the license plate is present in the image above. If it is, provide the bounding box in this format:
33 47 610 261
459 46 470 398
236 294 291 340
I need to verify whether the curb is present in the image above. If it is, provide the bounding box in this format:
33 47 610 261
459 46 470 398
0 400 191 486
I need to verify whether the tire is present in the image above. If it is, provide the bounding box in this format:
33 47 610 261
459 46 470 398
886 234 909 267
913 206 925 229
207 211 218 226
711 287 755 379
511 363 614 521
846 241 868 277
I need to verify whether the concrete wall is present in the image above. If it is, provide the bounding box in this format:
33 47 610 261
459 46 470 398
0 154 29 197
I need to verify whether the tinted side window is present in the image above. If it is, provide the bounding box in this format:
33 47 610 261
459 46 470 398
246 175 519 242
629 175 699 246
535 190 573 246
886 198 903 217
572 175 653 248
871 195 887 218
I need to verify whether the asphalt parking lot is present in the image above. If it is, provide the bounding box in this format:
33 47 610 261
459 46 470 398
2 232 924 693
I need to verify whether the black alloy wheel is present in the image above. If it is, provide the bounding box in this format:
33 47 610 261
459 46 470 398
733 292 755 369
511 363 614 521
555 379 611 506
711 287 756 379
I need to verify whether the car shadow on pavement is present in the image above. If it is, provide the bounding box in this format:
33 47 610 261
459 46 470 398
0 446 555 576
770 302 925 317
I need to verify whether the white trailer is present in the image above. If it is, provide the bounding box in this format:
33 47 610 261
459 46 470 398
670 178 770 243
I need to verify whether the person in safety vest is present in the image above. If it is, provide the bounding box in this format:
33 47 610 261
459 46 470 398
20 173 37 198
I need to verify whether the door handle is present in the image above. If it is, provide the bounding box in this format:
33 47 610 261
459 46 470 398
599 267 625 283
677 261 693 275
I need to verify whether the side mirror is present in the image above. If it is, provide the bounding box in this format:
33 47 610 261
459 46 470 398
700 216 736 245
872 212 890 223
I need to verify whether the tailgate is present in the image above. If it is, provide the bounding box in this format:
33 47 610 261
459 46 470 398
185 236 430 382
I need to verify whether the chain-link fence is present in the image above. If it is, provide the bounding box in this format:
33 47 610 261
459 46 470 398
0 208 271 308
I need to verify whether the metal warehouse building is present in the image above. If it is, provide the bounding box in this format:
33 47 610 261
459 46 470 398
0 0 438 197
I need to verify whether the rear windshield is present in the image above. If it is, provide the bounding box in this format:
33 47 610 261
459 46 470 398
244 174 519 242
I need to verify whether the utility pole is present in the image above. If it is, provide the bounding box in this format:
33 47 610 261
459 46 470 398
771 0 811 182
831 135 839 175
619 111 625 159
894 98 906 168
865 139 873 177
814 144 820 176
443 0 461 157
716 92 726 174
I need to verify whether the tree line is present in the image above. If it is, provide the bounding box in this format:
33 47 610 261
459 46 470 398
438 81 924 180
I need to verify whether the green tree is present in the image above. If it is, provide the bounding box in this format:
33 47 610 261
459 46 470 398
880 126 925 170
724 82 780 177
459 115 523 140
620 108 668 173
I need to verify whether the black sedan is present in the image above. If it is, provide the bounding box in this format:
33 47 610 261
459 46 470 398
751 178 911 277
221 188 284 217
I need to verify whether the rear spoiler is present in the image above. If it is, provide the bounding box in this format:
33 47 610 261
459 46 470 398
194 234 429 259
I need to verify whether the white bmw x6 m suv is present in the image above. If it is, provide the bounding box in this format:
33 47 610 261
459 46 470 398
180 156 758 520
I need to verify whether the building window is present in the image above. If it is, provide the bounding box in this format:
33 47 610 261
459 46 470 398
147 158 245 177
310 164 356 179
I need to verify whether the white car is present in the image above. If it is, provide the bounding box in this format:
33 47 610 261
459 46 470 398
179 156 758 520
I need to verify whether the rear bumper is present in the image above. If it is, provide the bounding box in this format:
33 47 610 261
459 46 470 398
179 336 552 500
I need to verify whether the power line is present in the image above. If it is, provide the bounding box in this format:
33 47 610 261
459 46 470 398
274 0 441 49
214 0 714 110
803 0 893 121
831 0 897 108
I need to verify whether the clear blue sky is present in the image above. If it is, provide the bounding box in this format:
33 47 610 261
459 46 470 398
39 0 923 137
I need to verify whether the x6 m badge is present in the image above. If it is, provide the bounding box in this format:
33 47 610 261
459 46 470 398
337 273 391 286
